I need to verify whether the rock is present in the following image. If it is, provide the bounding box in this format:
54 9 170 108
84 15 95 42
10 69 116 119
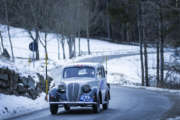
17 83 26 94
0 73 8 81
28 88 38 99
0 81 9 88
0 67 52 99
28 76 36 89
20 76 35 89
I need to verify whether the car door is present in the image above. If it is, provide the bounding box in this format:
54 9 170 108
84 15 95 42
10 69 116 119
97 66 106 103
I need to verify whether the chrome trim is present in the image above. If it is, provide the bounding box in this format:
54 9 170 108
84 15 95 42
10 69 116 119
49 101 96 105
67 83 80 101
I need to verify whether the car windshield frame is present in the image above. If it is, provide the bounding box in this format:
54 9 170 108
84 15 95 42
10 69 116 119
63 66 96 79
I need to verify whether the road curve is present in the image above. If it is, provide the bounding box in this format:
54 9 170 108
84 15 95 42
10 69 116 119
7 54 172 120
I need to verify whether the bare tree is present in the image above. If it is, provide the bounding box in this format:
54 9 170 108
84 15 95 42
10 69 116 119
144 37 149 86
0 31 5 53
86 7 91 55
25 0 44 60
77 0 81 56
57 36 61 60
3 0 14 61
159 0 165 87
137 1 145 86
106 0 112 40
61 35 66 59
156 37 160 87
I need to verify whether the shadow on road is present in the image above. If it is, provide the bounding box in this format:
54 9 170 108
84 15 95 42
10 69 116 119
56 107 116 116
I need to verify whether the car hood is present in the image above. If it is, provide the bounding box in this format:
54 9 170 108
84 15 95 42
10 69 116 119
61 77 99 87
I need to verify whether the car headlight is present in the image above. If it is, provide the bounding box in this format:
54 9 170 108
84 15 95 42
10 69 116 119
57 84 66 93
82 85 91 93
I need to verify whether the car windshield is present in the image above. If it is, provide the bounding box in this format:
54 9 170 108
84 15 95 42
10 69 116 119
63 66 95 78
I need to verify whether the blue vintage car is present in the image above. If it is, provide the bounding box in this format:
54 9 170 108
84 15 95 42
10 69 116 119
49 63 110 114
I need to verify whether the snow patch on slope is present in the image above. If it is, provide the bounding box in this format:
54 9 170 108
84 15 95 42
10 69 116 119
106 52 173 85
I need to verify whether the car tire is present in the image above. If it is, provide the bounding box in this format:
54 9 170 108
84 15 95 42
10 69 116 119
64 105 70 111
103 100 109 110
50 104 58 115
103 93 109 110
93 95 101 113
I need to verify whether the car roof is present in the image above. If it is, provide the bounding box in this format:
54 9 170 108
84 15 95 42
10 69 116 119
63 62 103 68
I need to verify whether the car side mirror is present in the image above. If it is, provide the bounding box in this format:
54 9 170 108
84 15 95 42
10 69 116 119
105 71 108 74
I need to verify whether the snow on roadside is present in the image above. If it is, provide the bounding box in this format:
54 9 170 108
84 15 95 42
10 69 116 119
124 85 180 95
106 52 173 86
167 117 180 120
0 93 48 120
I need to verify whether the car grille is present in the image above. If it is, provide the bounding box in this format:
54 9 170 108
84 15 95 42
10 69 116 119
67 83 80 101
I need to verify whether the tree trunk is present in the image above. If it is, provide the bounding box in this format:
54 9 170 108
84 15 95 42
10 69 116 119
144 40 149 86
4 0 14 61
68 36 73 59
138 2 145 86
57 37 60 60
142 0 149 86
124 24 127 42
0 31 5 52
77 0 81 56
126 23 129 42
78 31 81 56
35 29 40 60
7 26 14 61
73 35 76 57
106 0 111 40
156 39 160 87
87 9 91 55
159 2 164 87
61 35 66 59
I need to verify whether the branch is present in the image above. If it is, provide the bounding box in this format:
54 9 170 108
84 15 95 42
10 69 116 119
39 36 45 48
27 30 35 41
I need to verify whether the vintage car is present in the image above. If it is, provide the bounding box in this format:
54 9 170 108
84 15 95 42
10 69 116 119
49 63 110 115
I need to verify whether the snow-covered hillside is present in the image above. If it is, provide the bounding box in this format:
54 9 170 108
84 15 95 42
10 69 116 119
0 25 139 61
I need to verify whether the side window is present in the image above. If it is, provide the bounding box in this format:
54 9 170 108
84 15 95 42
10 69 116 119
101 67 105 78
97 67 102 78
97 67 105 78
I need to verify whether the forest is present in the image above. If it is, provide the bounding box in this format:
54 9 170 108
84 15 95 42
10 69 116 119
0 0 180 88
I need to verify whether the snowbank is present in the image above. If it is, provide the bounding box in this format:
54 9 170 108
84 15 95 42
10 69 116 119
0 93 48 120
167 117 180 120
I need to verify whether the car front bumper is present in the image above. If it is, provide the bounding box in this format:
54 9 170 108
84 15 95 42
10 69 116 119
49 101 96 105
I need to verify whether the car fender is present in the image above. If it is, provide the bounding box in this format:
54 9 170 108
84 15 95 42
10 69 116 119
49 88 57 98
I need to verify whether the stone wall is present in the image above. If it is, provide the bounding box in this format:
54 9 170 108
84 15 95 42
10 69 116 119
0 67 52 99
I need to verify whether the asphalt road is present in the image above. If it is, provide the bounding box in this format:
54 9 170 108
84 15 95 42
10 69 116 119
8 86 171 120
7 54 173 120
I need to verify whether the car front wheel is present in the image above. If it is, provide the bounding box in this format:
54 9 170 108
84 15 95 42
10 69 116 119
50 104 58 115
103 93 109 110
103 100 109 110
93 95 101 113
